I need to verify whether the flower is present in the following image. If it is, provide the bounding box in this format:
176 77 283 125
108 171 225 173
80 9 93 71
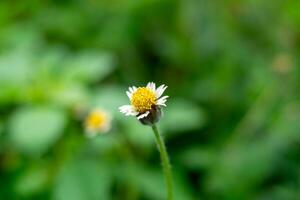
119 82 168 125
84 109 112 137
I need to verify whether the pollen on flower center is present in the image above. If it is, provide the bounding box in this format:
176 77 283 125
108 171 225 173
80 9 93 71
86 111 106 129
131 87 157 113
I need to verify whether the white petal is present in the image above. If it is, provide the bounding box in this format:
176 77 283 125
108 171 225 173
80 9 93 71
157 96 169 106
146 82 151 88
158 95 169 101
119 105 138 116
101 123 111 133
155 84 167 98
151 82 156 91
127 86 138 100
157 101 167 107
146 82 150 90
147 82 156 93
119 105 131 113
126 91 132 99
129 87 134 93
137 111 150 120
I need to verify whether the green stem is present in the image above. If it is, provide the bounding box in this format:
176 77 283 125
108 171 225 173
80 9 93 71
151 124 173 200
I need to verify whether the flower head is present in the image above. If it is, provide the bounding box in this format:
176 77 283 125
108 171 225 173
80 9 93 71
119 82 168 125
84 109 112 137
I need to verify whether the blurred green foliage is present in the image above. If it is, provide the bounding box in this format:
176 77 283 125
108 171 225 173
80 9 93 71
0 0 300 199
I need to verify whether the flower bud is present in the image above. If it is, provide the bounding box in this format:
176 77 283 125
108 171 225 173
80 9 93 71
138 105 162 126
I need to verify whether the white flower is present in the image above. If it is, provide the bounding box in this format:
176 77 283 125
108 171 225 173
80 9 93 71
84 109 112 137
119 82 168 120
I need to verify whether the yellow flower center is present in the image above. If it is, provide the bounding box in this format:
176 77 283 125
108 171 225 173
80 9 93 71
85 111 106 129
131 87 157 113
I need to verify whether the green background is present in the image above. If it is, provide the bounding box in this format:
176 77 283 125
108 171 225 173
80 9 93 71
0 0 300 199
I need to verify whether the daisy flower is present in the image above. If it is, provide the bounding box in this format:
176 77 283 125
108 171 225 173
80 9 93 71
119 82 168 125
119 82 173 199
84 109 112 137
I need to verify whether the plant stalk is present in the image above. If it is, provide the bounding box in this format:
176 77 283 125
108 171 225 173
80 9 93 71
151 124 173 200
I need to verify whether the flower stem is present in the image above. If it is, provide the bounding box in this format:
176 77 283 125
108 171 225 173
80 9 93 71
151 124 173 200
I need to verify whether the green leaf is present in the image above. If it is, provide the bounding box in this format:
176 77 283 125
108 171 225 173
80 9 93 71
160 99 206 135
9 107 66 156
91 85 128 116
50 83 89 108
15 167 48 197
87 132 120 152
0 51 33 103
131 166 165 200
179 147 216 169
64 51 115 83
0 52 32 85
122 118 154 149
54 160 111 200
131 165 194 200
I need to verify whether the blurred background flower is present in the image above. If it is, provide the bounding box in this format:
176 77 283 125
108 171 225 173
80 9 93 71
0 0 300 199
84 108 112 137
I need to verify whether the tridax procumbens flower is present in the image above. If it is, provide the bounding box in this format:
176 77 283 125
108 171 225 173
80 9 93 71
84 108 112 137
119 82 168 125
119 82 173 199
